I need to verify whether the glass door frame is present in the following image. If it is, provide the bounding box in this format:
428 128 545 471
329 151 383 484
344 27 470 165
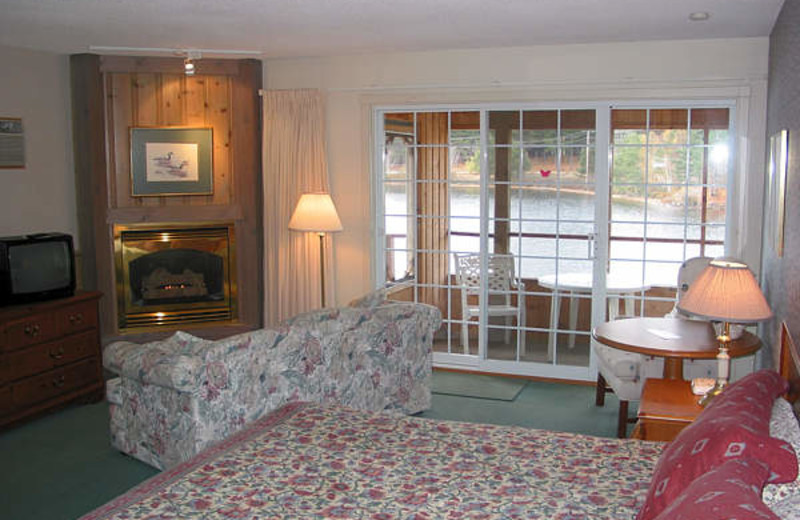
372 99 737 383
373 102 609 382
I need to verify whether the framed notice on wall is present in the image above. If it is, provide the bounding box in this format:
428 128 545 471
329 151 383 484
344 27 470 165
130 127 213 196
0 117 25 169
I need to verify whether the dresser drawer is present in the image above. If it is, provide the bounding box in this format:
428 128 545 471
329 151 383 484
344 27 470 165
7 357 100 412
2 313 59 351
56 300 98 336
1 330 98 384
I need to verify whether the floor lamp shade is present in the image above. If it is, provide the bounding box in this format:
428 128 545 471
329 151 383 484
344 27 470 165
288 193 343 309
288 193 343 233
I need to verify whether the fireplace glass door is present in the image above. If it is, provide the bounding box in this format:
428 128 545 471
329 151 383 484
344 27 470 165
114 223 236 329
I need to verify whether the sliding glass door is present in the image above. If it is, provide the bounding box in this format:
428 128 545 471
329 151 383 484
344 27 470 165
374 102 733 381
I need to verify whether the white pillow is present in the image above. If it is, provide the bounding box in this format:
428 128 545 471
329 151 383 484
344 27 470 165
764 397 800 517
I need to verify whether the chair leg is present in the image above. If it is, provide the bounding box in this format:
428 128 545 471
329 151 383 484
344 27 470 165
617 400 629 438
595 373 607 406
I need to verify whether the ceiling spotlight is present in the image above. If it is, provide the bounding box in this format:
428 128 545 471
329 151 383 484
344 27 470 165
183 50 201 76
689 11 710 21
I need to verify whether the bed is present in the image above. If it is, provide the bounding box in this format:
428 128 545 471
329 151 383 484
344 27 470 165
82 324 800 520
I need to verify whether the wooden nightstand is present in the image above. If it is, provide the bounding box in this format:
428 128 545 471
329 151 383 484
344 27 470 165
631 378 704 442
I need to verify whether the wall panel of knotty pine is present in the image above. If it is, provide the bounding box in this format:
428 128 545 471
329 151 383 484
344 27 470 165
105 72 234 208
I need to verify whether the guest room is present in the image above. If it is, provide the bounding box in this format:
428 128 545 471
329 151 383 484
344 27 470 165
0 0 799 518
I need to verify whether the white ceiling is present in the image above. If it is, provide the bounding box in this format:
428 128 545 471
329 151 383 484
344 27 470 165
0 0 786 59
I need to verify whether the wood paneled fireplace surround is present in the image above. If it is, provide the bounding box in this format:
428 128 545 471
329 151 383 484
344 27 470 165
70 54 262 342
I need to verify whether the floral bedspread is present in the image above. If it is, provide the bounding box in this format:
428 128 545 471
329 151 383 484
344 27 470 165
83 402 663 520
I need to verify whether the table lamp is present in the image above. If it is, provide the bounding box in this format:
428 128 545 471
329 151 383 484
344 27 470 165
677 257 772 405
288 192 343 308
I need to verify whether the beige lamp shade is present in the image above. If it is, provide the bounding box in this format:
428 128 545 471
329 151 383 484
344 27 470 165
288 193 343 233
676 257 772 323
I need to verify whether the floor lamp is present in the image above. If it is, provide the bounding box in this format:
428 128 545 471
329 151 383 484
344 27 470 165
288 193 343 308
676 257 772 405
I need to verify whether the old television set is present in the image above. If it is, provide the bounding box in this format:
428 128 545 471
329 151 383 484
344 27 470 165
0 232 76 306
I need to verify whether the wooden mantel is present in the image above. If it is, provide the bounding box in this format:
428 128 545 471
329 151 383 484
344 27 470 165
70 54 263 343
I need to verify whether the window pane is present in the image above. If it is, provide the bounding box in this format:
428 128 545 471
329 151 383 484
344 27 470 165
562 147 595 185
610 239 643 260
521 110 558 145
645 241 687 264
450 111 480 145
520 147 558 184
648 146 687 184
519 237 557 259
384 113 414 135
561 110 596 146
612 109 647 142
644 222 687 241
489 111 520 145
384 182 409 215
450 185 480 220
649 109 689 144
611 221 644 239
450 145 480 182
384 134 412 181
708 146 730 186
612 146 646 185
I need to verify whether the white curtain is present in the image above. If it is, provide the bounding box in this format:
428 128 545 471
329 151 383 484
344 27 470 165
262 89 334 326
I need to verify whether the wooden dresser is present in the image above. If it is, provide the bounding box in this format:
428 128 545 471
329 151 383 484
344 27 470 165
0 291 104 428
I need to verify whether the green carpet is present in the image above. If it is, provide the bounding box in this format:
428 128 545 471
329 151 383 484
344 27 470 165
0 373 634 520
432 371 527 401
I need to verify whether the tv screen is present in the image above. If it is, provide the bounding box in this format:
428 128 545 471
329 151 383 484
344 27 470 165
9 240 73 295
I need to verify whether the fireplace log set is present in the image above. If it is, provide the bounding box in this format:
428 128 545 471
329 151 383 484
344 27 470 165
129 249 224 305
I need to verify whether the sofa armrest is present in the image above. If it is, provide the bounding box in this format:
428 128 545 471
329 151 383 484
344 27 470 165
104 334 205 392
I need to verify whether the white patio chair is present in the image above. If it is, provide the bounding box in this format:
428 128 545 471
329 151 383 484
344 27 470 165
454 253 526 356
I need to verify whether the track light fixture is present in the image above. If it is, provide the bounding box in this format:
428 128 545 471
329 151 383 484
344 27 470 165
183 50 201 76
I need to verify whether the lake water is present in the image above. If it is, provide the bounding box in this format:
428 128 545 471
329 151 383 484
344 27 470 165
384 186 724 286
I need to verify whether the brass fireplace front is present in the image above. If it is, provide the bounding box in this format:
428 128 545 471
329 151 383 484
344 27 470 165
114 223 237 330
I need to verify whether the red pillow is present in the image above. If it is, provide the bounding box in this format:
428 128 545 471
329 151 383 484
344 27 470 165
651 458 779 520
636 417 798 520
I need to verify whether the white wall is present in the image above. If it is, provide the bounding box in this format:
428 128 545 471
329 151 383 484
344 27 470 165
0 45 76 241
264 38 770 305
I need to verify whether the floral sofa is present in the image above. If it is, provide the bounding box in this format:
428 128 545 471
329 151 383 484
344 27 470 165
103 297 441 470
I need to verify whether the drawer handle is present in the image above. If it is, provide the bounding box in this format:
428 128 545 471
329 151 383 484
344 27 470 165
50 347 65 360
52 375 65 388
24 324 40 337
69 313 84 325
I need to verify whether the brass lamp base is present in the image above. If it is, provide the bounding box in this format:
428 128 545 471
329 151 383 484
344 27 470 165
698 381 727 407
